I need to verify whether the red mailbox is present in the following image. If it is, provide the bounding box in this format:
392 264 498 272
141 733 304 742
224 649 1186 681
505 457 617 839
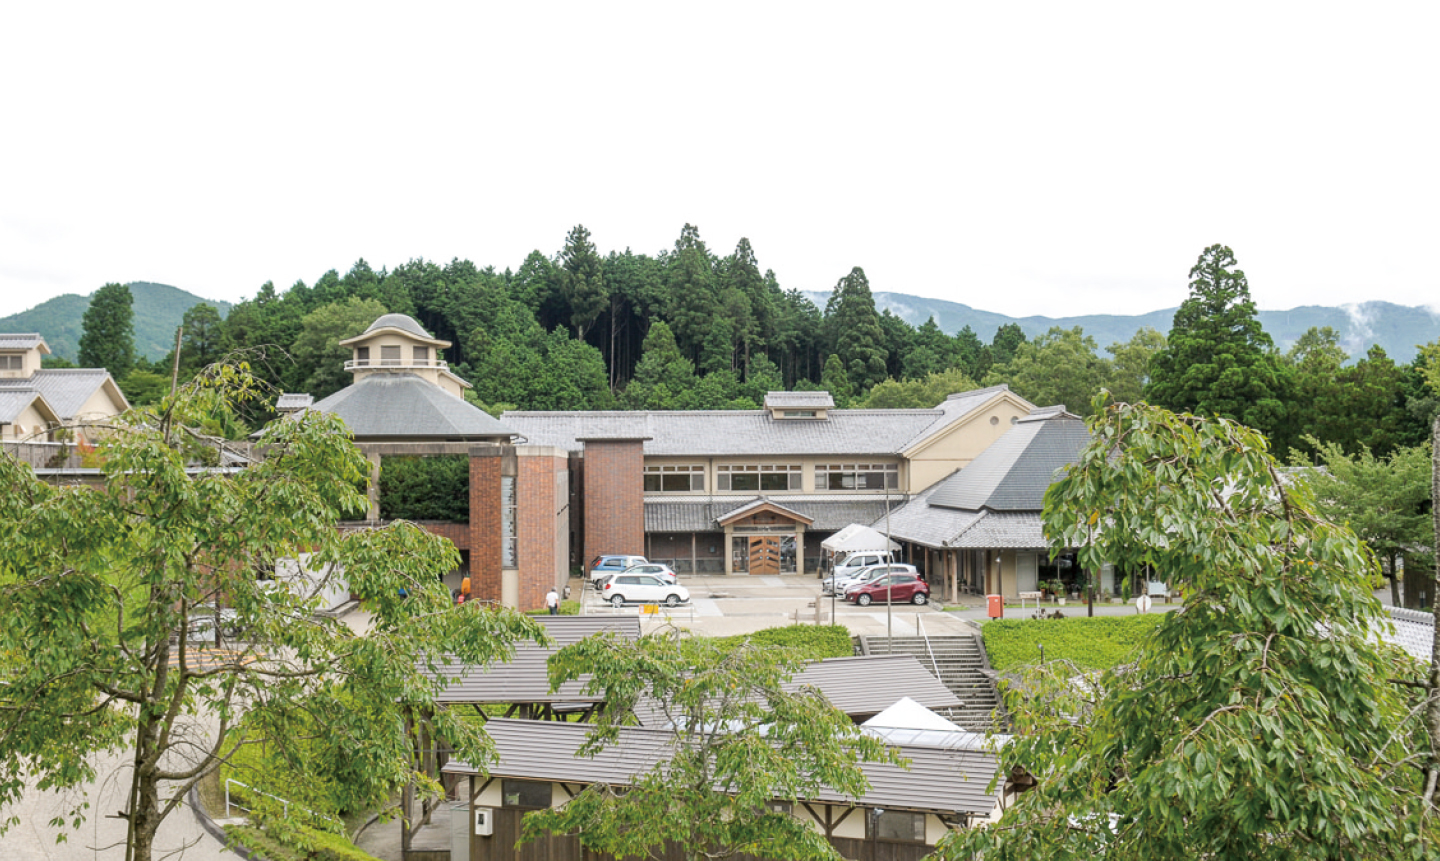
987 594 1004 619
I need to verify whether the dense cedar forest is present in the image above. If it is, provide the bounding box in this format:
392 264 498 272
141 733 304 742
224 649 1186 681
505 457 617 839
79 226 1438 461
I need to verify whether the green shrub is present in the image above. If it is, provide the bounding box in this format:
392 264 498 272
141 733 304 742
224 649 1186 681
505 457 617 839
379 455 469 522
526 600 581 616
982 614 1164 674
225 822 383 861
710 624 854 661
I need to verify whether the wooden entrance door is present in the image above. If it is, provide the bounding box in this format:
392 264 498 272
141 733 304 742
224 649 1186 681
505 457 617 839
749 536 781 575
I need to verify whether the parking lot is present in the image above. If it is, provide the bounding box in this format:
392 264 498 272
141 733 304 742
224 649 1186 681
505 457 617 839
574 572 984 639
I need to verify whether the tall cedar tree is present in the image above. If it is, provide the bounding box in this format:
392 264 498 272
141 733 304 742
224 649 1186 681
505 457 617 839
1146 244 1289 438
558 225 607 342
78 282 136 379
663 224 719 363
823 267 888 392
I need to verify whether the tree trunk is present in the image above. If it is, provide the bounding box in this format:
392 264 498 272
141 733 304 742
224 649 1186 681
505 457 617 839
1389 553 1401 607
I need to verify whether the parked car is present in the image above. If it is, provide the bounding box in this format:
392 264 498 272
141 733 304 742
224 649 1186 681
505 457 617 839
601 573 690 608
823 563 917 596
620 563 678 585
589 555 649 587
845 573 929 606
830 552 890 580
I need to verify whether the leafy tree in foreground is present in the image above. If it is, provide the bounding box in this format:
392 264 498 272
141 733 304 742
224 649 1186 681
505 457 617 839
938 398 1427 860
0 365 543 861
523 628 904 861
78 282 136 379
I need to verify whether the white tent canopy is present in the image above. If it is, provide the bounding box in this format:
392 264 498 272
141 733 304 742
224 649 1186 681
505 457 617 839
821 523 901 555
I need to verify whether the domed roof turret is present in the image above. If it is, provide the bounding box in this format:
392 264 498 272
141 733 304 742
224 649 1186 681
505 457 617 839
363 314 433 340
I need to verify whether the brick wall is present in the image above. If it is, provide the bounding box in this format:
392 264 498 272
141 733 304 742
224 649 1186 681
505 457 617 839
582 440 645 567
516 452 564 612
417 521 469 551
469 453 502 603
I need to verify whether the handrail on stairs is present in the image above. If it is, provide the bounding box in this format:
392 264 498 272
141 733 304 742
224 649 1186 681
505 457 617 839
916 614 942 680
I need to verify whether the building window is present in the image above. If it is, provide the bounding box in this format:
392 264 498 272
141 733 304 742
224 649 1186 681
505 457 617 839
816 463 898 491
0 355 22 370
501 779 552 809
873 810 926 842
644 464 705 493
413 346 429 365
716 464 801 492
380 345 401 366
781 410 816 418
354 347 370 366
500 476 517 567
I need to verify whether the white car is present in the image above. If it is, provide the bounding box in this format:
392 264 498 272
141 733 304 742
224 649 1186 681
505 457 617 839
620 563 678 585
600 573 690 608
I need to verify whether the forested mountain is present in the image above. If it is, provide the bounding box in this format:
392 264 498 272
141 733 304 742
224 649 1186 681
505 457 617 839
0 282 230 361
14 226 1440 462
806 292 1440 365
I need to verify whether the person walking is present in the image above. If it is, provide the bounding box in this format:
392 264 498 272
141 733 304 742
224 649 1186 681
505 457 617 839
545 587 560 615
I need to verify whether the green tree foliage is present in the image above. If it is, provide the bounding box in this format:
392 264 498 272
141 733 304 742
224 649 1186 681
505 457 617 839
557 225 607 341
0 365 542 861
77 282 136 379
953 324 986 380
117 369 171 406
820 354 852 406
532 328 614 410
663 224 719 362
623 322 697 409
823 267 888 391
986 326 1109 415
522 628 904 861
1104 326 1166 404
292 297 390 400
379 455 470 522
177 302 226 373
988 322 1026 368
940 399 1426 859
1146 245 1290 439
857 367 980 409
1302 440 1435 608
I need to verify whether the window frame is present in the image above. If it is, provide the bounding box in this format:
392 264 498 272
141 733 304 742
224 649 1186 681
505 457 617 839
501 779 553 810
643 464 706 493
716 463 802 493
816 462 899 492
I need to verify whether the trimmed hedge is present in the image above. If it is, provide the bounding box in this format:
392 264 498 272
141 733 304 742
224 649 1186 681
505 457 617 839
982 614 1164 674
712 624 855 661
225 823 383 861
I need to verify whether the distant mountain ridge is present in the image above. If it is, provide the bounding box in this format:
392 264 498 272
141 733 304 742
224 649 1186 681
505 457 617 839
804 291 1440 365
0 283 231 362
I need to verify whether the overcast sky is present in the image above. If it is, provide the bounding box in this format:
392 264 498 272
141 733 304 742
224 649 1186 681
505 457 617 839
2 2 1437 323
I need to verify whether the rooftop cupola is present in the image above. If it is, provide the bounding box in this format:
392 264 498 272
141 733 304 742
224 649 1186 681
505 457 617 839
763 391 833 420
338 314 472 398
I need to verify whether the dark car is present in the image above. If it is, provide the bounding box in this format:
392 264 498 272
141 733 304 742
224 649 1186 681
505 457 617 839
845 573 930 606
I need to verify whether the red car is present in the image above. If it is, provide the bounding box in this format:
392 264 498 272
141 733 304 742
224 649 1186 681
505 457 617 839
845 573 930 606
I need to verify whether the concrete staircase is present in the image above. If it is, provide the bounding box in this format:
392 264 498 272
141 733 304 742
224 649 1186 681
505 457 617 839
857 633 1005 732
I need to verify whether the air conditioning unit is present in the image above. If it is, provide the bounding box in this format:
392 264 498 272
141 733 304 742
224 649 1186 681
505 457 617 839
474 807 494 837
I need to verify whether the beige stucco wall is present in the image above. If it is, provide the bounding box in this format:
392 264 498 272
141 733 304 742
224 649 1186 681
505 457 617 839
349 331 462 393
3 402 52 440
0 346 45 379
75 384 126 422
641 455 906 498
905 395 1033 493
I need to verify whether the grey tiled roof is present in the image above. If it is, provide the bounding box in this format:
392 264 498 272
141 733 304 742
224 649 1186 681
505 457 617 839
505 409 943 456
631 654 960 728
363 313 434 340
275 393 314 411
1383 607 1433 662
446 717 1002 815
928 412 1091 512
946 512 1047 549
763 391 834 409
307 373 514 440
882 479 985 547
645 496 901 533
0 389 47 423
424 616 641 705
0 334 45 350
0 369 123 418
